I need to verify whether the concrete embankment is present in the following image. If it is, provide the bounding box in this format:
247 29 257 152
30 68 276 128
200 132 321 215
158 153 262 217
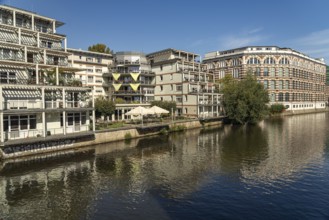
270 108 329 117
0 118 223 160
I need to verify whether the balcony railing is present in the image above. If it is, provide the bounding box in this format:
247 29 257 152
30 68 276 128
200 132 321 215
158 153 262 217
3 100 90 110
5 125 90 141
189 88 215 94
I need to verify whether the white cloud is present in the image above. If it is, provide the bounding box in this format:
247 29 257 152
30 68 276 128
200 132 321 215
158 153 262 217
292 29 329 62
218 27 267 50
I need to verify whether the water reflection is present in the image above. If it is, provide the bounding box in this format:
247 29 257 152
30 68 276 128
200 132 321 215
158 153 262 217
0 113 328 219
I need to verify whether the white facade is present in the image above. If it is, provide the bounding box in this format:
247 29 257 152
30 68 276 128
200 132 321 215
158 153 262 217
68 48 113 98
0 5 94 156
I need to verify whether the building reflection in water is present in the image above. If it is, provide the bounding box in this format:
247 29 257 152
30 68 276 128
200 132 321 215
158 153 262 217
0 113 328 219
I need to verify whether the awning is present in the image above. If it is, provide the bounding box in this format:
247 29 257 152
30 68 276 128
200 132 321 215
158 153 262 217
112 73 120 81
130 83 140 91
113 83 122 91
130 72 140 81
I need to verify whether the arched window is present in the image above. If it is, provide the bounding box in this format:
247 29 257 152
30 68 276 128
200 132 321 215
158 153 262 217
264 57 275 64
232 59 241 66
278 93 284 101
279 57 289 65
247 57 260 64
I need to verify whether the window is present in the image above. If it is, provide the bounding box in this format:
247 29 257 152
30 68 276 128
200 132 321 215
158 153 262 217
176 85 182 91
255 68 261 76
270 68 275 77
264 57 275 64
278 80 283 90
279 58 289 65
263 80 268 89
247 57 260 64
176 96 183 103
160 85 163 91
232 69 239 78
285 80 289 89
263 68 269 76
88 76 93 83
284 68 289 77
232 58 240 66
278 68 283 77
160 75 163 81
278 93 283 101
270 80 275 89
86 57 93 62
97 58 102 63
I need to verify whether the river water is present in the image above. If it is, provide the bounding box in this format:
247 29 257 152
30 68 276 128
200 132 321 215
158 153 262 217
1 113 329 219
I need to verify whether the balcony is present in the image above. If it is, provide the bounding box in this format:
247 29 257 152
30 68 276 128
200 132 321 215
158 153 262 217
113 90 143 95
5 124 90 141
2 100 90 111
189 88 215 94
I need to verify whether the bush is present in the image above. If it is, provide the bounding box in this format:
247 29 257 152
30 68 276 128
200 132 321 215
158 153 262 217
124 132 132 140
270 104 285 114
169 125 186 132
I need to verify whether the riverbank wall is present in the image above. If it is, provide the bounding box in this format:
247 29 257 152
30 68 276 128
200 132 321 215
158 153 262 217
0 118 223 160
270 108 329 117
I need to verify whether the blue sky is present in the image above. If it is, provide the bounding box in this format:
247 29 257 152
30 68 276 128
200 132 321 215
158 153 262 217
1 0 329 62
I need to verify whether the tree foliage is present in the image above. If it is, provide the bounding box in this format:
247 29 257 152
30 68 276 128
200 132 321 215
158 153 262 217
88 43 111 54
150 100 177 114
95 97 116 118
269 104 285 114
220 74 269 124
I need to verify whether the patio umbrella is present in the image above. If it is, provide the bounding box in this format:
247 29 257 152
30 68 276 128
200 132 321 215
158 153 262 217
125 106 153 116
149 105 169 115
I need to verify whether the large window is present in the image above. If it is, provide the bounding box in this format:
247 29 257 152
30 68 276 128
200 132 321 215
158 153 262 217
279 58 289 65
67 112 86 127
0 71 16 84
247 57 260 64
264 68 269 76
264 57 275 64
3 115 37 131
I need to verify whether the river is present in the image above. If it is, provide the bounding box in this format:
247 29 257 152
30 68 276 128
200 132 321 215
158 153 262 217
1 113 329 219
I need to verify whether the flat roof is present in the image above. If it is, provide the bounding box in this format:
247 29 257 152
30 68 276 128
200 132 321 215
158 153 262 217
146 48 199 57
67 48 113 57
0 4 64 27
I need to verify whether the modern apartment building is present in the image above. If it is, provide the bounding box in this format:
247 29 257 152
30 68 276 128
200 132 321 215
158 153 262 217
146 48 221 118
203 46 327 110
0 5 94 157
68 48 112 98
104 51 155 120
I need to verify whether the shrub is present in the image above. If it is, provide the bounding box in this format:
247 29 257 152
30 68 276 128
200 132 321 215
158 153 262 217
270 104 285 114
124 132 132 140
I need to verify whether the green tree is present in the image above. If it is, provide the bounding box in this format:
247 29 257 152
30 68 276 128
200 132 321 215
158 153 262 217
220 74 269 124
95 97 116 119
88 43 111 54
150 100 176 114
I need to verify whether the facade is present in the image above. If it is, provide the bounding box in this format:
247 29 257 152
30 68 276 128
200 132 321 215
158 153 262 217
104 51 155 120
147 48 221 118
203 46 327 111
68 48 113 98
0 5 94 155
